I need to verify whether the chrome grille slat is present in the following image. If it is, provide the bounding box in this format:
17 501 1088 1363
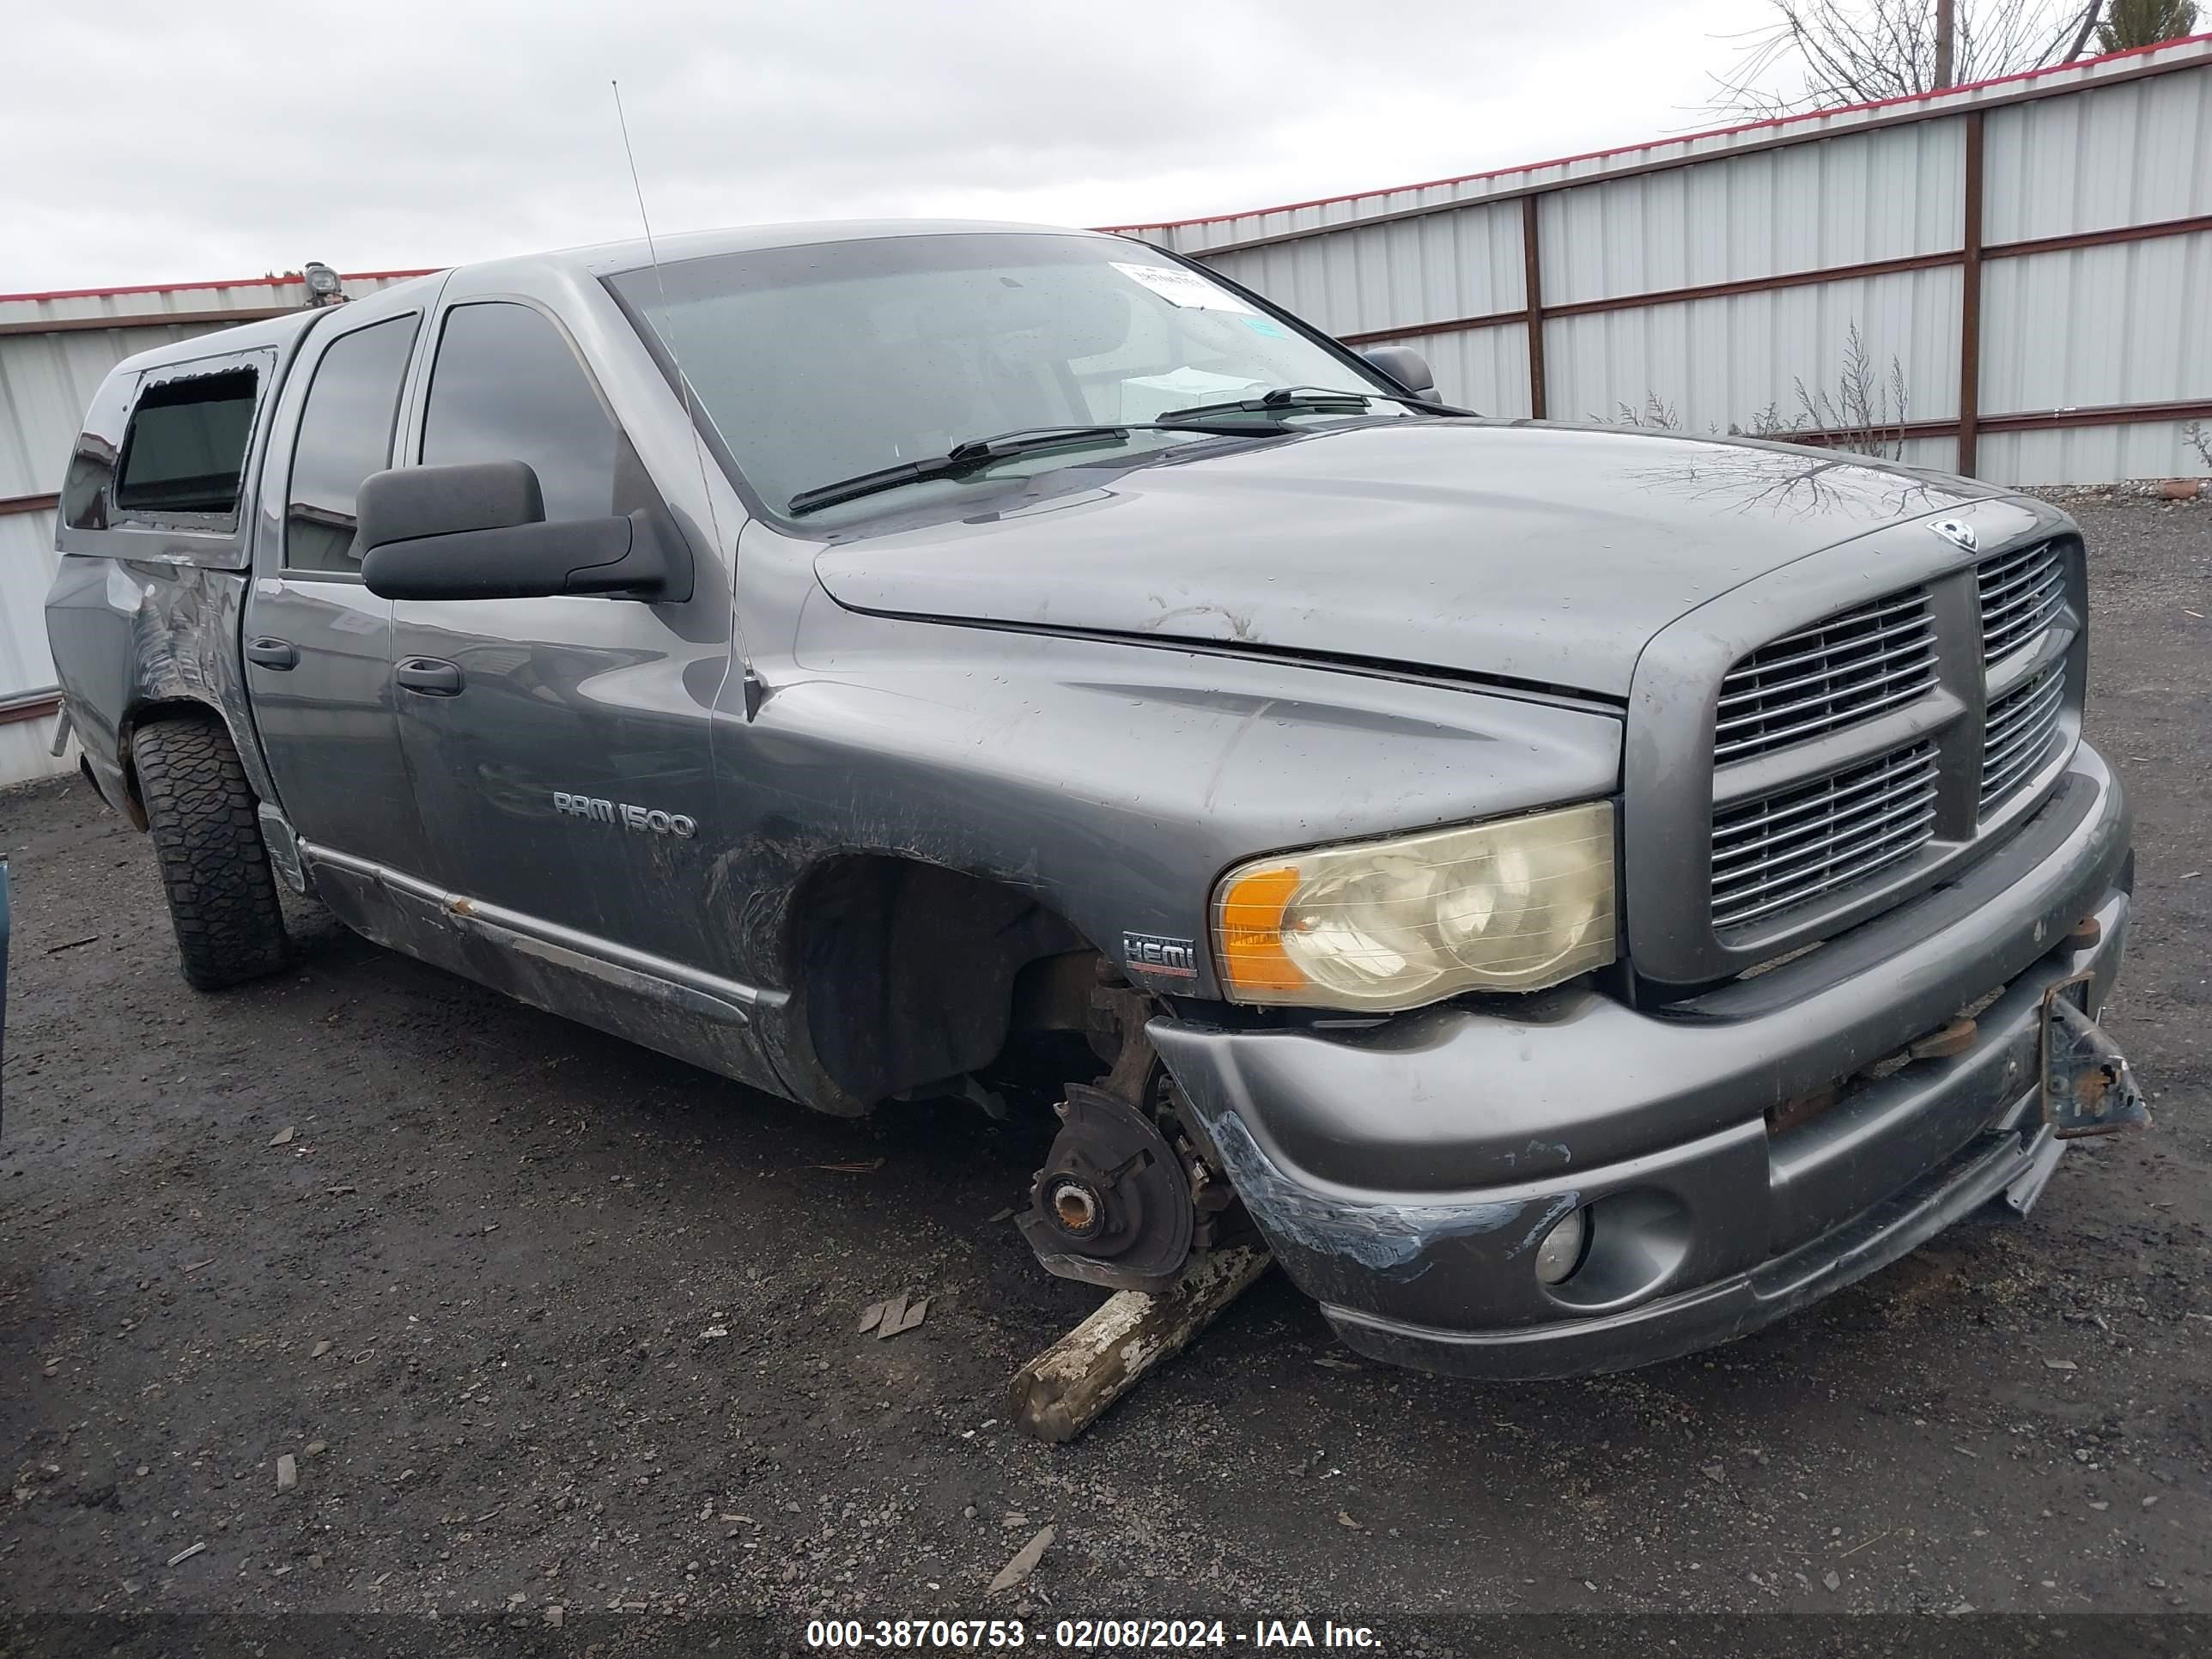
1984 669 2063 745
1985 706 2059 775
1713 808 1936 928
1711 749 1932 847
1714 654 1936 733
1982 744 2050 810
1713 674 1932 760
1980 575 2063 638
1976 539 2047 580
1981 735 2050 799
1979 665 2065 813
1978 540 2065 663
1984 672 2063 754
1717 605 1930 690
1711 787 1938 876
1978 552 2057 607
1715 630 1937 714
1712 589 1936 765
1710 743 1939 933
1980 562 2060 615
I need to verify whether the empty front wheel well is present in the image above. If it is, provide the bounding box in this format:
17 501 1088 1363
785 854 1096 1109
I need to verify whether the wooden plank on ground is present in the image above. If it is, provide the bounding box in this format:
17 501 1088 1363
1008 1244 1273 1444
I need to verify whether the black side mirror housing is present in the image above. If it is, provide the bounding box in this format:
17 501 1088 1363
1358 345 1438 402
356 461 685 602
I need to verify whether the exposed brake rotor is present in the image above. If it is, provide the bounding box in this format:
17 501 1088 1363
1018 1083 1194 1293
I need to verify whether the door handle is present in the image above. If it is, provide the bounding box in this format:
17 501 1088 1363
394 658 465 696
246 636 299 671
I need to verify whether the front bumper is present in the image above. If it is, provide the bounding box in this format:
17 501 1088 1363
1152 743 2133 1379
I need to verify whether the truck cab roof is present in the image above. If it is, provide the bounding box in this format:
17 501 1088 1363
106 221 1117 379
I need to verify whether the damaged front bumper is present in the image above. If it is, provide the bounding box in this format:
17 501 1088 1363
1152 743 2135 1380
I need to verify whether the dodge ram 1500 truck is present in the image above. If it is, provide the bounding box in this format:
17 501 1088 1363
44 220 2146 1377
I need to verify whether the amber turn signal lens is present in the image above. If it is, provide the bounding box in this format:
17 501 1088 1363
1218 865 1306 992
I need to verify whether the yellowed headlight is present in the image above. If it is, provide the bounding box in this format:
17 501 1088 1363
1211 802 1617 1010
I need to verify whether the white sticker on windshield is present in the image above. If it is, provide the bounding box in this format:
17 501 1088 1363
1112 261 1257 313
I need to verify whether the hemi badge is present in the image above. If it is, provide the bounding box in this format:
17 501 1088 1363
1123 932 1199 979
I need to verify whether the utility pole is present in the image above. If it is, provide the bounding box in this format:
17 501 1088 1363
1936 0 1957 85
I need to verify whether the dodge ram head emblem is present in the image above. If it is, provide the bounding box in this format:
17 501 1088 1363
1929 519 1978 553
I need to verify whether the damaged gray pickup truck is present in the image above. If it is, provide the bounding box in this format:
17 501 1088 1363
45 220 2147 1378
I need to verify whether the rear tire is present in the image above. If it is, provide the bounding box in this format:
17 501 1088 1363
131 715 290 990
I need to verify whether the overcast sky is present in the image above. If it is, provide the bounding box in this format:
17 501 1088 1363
3 0 1778 295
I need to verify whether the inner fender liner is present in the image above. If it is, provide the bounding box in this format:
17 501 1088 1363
796 857 1084 1107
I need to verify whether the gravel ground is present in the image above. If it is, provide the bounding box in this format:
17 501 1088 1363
0 501 2206 1643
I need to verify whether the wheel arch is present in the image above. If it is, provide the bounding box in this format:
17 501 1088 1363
770 849 1100 1116
116 695 244 832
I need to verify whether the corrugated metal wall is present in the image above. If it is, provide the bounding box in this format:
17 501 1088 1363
1975 60 2212 481
0 272 428 787
1119 35 2212 489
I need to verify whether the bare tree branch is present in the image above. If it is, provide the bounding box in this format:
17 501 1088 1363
2057 2 2106 62
1705 0 2095 117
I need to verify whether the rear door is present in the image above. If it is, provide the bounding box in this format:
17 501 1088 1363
244 291 434 874
386 295 727 969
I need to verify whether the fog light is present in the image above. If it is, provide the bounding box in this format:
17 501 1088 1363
1534 1206 1589 1285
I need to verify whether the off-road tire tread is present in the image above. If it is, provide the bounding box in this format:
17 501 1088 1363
132 715 289 990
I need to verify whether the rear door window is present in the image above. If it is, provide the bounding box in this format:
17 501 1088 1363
284 315 421 574
113 366 261 528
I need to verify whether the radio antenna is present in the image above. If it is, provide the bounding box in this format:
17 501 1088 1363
611 79 763 720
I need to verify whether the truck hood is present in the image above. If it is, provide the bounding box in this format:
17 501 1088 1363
811 421 2002 698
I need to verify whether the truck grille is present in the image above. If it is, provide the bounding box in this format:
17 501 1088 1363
1978 539 2064 663
1981 664 2066 814
1711 742 1939 933
1714 588 1936 764
1657 531 2086 980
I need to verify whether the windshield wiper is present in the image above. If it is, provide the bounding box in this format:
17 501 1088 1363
787 422 1273 515
1156 385 1467 424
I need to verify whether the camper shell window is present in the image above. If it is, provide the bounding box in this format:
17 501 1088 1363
113 367 260 528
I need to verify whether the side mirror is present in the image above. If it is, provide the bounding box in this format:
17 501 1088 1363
356 460 675 602
1358 345 1438 402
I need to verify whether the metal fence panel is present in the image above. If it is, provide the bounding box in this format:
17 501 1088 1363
1540 267 1964 431
0 720 68 787
0 507 61 685
0 325 218 499
1540 118 1965 307
1984 64 2212 242
1981 231 2212 422
1208 199 1525 341
1126 38 2212 488
1978 421 2207 485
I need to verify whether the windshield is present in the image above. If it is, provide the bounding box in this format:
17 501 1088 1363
607 232 1409 521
